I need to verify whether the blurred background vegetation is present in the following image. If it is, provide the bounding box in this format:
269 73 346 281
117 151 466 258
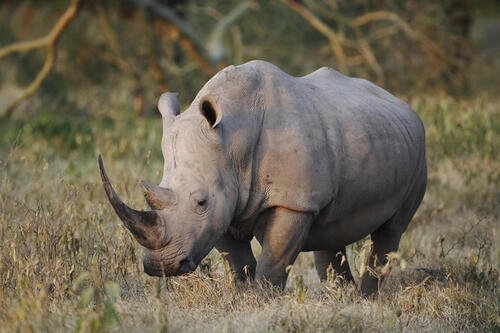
0 0 499 119
0 0 498 156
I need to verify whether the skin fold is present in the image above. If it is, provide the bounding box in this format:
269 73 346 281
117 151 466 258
100 60 427 296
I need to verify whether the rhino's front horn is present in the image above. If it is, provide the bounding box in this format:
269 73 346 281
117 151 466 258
98 155 167 249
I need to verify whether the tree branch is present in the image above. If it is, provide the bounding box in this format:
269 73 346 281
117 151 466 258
280 1 456 85
132 0 218 75
351 10 445 60
206 1 258 63
0 0 80 118
281 0 347 72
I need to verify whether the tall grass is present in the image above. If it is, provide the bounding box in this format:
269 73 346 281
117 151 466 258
0 96 498 332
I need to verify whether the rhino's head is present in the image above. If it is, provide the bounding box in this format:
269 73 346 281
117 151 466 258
99 92 237 277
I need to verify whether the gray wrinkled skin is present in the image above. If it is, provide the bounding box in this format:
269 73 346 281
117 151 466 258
101 60 426 296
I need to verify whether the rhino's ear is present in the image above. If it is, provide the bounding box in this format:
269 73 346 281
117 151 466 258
200 95 222 129
158 92 180 119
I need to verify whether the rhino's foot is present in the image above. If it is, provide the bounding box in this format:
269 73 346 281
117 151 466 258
359 221 404 297
360 272 381 297
359 241 400 297
216 231 256 282
314 248 355 284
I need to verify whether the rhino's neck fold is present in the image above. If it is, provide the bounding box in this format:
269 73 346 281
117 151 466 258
231 106 267 223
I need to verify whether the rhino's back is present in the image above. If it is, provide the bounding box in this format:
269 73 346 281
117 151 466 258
299 66 426 224
253 61 425 222
193 61 426 221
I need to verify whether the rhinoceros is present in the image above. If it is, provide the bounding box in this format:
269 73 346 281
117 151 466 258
99 60 426 295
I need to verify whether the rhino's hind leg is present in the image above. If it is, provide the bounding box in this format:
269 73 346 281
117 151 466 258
314 248 354 283
216 232 256 282
360 180 426 296
359 225 402 296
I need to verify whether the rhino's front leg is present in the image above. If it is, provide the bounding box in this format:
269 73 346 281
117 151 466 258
255 207 313 289
215 232 256 281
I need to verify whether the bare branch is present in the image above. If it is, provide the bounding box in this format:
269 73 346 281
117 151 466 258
97 4 147 116
352 26 384 82
97 4 132 73
0 38 49 59
206 1 258 63
281 0 347 72
280 2 458 86
144 17 170 92
0 0 80 118
351 10 445 59
132 0 218 74
0 0 79 59
178 36 217 76
134 0 203 48
358 36 384 82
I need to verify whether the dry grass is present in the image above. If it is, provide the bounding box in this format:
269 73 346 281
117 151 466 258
0 95 498 332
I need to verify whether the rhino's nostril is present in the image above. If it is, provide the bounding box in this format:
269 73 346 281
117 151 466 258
178 257 196 273
143 262 164 277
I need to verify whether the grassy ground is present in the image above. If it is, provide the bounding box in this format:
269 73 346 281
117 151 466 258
0 95 498 332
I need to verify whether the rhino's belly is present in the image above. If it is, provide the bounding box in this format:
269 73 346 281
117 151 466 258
302 191 404 251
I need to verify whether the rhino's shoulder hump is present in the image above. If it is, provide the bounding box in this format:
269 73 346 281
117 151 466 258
238 60 284 73
301 66 346 80
200 60 288 93
232 60 298 84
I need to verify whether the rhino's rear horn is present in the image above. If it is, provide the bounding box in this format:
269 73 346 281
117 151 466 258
98 155 166 249
140 180 176 210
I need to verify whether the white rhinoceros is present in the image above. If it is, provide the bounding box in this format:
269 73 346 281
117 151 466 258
99 60 426 295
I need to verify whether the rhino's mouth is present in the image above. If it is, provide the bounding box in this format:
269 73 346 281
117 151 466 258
143 252 198 277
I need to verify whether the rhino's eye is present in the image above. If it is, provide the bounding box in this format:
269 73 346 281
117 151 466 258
190 191 209 212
